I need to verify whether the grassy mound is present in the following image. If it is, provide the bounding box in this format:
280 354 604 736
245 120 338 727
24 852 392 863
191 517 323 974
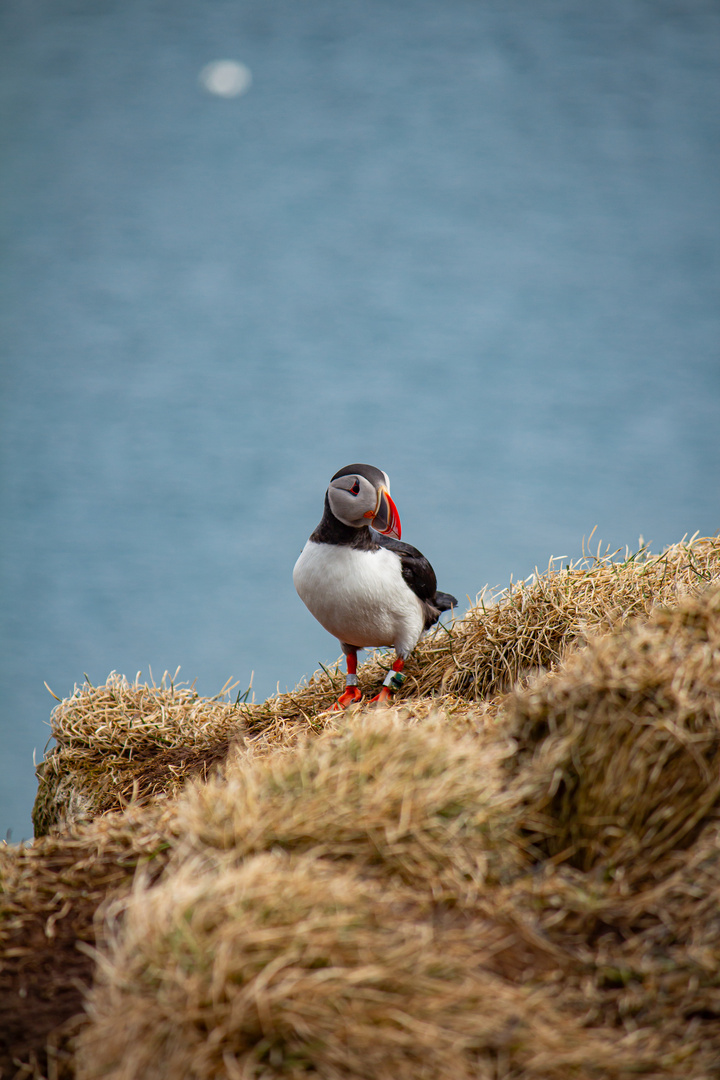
33 673 244 836
511 587 720 871
171 713 523 898
33 535 720 835
76 854 638 1080
508 816 720 1068
0 803 175 1079
4 533 720 1079
243 534 720 721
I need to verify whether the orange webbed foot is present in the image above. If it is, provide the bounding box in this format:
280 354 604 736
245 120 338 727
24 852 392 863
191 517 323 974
369 686 393 704
333 686 363 711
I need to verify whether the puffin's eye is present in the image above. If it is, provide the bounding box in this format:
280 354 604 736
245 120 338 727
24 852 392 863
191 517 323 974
350 479 360 496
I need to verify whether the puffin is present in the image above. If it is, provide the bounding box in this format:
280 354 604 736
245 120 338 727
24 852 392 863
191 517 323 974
293 463 457 708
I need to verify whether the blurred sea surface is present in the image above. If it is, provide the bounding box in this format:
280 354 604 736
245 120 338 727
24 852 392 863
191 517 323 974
1 0 719 839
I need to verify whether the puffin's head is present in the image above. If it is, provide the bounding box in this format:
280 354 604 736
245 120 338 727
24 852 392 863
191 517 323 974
326 463 402 539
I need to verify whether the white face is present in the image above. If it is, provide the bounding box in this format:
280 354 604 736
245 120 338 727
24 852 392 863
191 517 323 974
327 473 380 528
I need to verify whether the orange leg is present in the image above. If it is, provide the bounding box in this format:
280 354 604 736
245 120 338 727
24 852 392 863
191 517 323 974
333 648 363 710
370 656 405 703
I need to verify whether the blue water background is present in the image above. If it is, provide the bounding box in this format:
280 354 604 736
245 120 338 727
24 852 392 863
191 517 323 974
2 0 719 840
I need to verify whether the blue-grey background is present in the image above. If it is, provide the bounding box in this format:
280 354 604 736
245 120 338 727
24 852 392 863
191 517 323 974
2 0 719 841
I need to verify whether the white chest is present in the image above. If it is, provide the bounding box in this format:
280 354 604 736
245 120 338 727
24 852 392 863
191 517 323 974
293 541 425 654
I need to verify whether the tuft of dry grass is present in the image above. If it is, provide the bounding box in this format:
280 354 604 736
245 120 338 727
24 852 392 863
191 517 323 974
33 672 245 836
76 853 647 1080
500 813 720 1071
414 533 720 703
0 802 177 1080
171 711 523 899
510 586 720 871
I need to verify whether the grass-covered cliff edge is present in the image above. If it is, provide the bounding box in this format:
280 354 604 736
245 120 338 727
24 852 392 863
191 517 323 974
3 535 720 1079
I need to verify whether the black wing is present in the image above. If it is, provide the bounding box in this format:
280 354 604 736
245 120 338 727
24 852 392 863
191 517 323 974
373 534 458 629
373 533 438 604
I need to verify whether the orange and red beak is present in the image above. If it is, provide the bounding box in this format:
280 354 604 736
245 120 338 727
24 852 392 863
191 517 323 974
364 486 402 539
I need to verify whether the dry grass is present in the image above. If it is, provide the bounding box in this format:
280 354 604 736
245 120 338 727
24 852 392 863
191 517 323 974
500 812 720 1073
76 854 645 1080
172 712 523 900
34 535 720 836
33 672 245 836
7 533 720 1079
510 586 720 871
0 802 177 1080
248 534 720 724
